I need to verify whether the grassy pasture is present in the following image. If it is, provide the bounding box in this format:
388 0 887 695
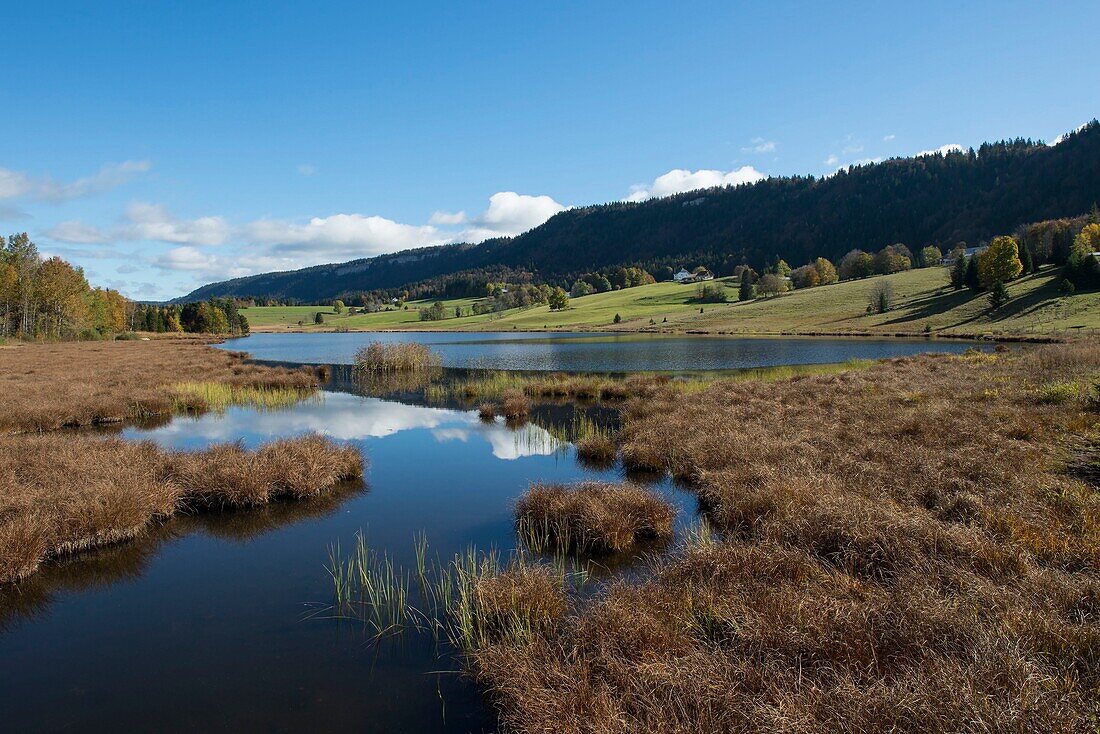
242 265 1100 338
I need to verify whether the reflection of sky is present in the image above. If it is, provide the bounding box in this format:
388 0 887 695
124 392 562 461
221 332 987 372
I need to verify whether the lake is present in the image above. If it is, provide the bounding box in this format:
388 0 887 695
0 333 987 732
220 331 985 372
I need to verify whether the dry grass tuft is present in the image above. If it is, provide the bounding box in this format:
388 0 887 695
0 433 363 583
574 434 616 463
471 343 1100 733
353 341 440 373
477 403 497 421
516 481 675 554
462 564 568 647
501 389 530 419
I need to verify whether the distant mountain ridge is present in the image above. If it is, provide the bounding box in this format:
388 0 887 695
178 122 1100 303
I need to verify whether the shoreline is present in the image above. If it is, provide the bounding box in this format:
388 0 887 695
242 324 1065 344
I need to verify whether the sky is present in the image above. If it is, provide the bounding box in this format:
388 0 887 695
1 1 1097 301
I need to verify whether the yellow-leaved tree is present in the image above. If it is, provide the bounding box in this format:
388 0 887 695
976 236 1023 289
1072 223 1100 257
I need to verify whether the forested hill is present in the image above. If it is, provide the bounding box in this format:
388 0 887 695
179 122 1100 303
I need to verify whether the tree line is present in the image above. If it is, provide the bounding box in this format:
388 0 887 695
0 232 250 340
1 233 128 339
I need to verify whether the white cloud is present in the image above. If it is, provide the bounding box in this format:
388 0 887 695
248 213 443 258
1050 123 1088 146
429 209 467 225
120 202 232 246
49 189 568 285
741 137 776 154
626 166 765 202
46 220 110 244
823 154 839 166
883 134 896 142
915 143 964 157
0 160 150 201
296 164 316 176
155 245 220 272
459 192 566 241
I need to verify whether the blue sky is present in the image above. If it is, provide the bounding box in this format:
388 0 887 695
1 1 1096 300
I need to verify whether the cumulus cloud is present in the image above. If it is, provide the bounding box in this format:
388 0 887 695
0 160 150 201
247 213 443 258
119 202 232 246
626 166 765 202
459 192 566 241
823 154 840 167
915 143 964 157
49 189 569 285
741 137 776 154
429 210 467 225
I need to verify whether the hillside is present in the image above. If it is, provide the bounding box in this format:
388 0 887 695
183 123 1100 303
241 265 1100 339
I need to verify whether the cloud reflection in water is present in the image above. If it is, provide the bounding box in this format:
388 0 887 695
125 391 563 461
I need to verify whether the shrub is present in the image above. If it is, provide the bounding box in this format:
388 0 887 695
867 281 894 314
477 403 497 420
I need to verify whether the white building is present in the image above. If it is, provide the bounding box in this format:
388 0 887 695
673 268 692 282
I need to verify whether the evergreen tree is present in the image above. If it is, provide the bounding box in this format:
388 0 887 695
1019 242 1034 274
965 256 981 291
988 280 1009 309
738 270 753 301
950 255 968 289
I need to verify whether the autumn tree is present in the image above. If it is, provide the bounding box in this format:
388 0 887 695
976 236 1023 289
838 249 875 280
920 246 942 268
873 244 912 275
815 257 838 285
548 286 569 311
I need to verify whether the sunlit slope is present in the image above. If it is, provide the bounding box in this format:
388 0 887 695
241 266 1100 338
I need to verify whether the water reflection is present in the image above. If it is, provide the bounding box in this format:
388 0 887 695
2 379 695 732
222 331 986 372
125 391 565 461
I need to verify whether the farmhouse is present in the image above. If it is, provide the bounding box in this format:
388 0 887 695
673 268 692 282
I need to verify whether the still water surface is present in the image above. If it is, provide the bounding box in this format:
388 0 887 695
221 331 984 371
0 387 691 732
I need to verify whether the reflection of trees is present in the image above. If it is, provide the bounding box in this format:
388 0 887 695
0 482 365 632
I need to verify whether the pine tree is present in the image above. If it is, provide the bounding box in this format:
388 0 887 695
950 255 967 289
965 256 981 291
738 270 753 301
1019 242 1034 274
988 280 1009 309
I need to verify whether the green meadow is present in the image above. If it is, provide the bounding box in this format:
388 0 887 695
241 265 1100 339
